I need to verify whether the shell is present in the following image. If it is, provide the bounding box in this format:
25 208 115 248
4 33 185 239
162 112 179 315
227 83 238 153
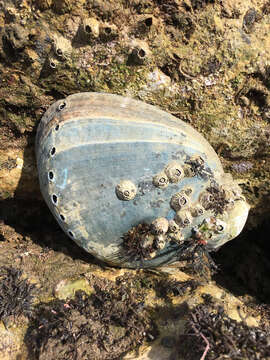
150 217 169 235
36 92 250 268
164 161 184 183
175 210 193 228
170 191 190 211
115 180 137 201
152 171 169 189
82 18 100 38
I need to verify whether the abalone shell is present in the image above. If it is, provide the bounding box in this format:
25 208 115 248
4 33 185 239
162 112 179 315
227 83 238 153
36 92 249 268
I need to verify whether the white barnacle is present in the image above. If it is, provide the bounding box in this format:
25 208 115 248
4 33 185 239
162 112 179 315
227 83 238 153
170 191 190 211
51 34 72 59
168 219 180 233
154 234 166 250
100 23 118 40
115 180 137 201
129 39 151 65
189 155 205 165
141 233 155 249
164 161 184 183
151 217 169 235
82 17 100 38
183 163 196 177
190 203 205 217
152 171 169 188
168 229 184 243
215 219 227 233
183 187 193 196
175 210 193 228
199 191 214 210
48 57 59 69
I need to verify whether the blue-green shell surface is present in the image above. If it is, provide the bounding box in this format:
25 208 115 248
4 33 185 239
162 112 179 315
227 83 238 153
36 92 249 268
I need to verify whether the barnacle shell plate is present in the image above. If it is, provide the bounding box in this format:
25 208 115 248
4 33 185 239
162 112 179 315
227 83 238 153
36 92 249 268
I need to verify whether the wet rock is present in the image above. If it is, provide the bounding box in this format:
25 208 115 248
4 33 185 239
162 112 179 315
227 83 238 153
2 24 28 59
53 278 93 300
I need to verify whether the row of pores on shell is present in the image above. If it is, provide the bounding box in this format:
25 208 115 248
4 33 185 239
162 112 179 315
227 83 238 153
116 158 241 252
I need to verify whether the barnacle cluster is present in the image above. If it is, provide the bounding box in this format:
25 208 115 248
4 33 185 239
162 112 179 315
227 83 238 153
122 217 185 261
153 161 184 188
122 156 248 262
192 218 226 244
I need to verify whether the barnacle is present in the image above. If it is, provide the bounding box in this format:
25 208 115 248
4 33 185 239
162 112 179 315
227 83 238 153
150 217 169 235
115 180 137 201
141 233 155 248
164 161 184 183
183 187 193 196
191 204 205 217
128 40 151 65
152 171 169 188
185 155 206 177
199 191 214 210
205 184 230 216
168 219 180 233
51 34 72 59
82 18 100 39
100 23 118 41
168 230 184 244
154 234 166 250
122 224 155 261
215 219 226 233
175 210 193 228
170 191 190 211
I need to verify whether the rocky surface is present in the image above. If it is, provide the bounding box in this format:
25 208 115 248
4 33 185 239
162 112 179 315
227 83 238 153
1 0 270 359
